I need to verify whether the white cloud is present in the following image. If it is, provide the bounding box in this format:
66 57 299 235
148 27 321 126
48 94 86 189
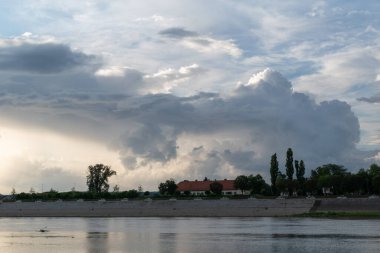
181 36 242 58
1 1 380 192
294 47 380 100
95 66 132 77
143 63 206 93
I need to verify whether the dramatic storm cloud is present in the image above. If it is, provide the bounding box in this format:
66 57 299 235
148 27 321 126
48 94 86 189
113 69 373 175
0 1 379 192
1 45 374 185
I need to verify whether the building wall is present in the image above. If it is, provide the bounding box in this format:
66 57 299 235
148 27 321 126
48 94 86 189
180 190 246 195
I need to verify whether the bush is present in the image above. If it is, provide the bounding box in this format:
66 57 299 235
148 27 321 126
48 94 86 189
125 189 139 199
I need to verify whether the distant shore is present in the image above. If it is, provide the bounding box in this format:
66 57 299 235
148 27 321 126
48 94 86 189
1 198 380 217
296 211 380 218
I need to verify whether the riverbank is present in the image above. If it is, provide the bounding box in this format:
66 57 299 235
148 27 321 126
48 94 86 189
1 198 380 217
296 211 380 218
0 199 314 217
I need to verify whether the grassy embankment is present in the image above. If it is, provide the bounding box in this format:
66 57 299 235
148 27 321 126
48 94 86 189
295 211 380 218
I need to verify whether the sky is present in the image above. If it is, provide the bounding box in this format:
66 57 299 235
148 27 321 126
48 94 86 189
0 0 380 193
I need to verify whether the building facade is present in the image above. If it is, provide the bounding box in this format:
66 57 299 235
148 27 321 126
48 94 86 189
177 179 242 195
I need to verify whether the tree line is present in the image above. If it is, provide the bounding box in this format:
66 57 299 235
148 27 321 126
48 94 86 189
8 153 380 201
236 148 380 196
165 148 380 197
233 148 380 196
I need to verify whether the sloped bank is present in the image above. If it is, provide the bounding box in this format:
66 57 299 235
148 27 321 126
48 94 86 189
0 199 315 217
312 198 380 212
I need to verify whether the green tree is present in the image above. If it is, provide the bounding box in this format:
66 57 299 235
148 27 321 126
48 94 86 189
285 148 294 180
248 174 266 194
209 181 223 195
304 178 317 195
158 179 178 195
234 175 250 194
125 189 139 198
356 168 370 194
86 164 116 193
158 182 167 195
275 174 287 194
270 153 279 194
372 175 380 194
298 160 306 181
113 185 120 193
296 160 306 195
369 163 380 177
312 164 347 179
366 164 380 194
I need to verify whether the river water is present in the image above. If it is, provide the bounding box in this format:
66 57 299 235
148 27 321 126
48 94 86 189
0 217 379 253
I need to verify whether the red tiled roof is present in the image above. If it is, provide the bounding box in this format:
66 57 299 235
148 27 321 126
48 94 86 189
177 180 236 191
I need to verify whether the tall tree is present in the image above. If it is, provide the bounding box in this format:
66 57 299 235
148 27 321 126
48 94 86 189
270 153 279 194
234 175 250 194
295 160 299 179
86 164 116 193
298 160 306 181
285 148 294 180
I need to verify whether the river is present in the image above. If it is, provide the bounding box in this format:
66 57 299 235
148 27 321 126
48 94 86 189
0 217 379 253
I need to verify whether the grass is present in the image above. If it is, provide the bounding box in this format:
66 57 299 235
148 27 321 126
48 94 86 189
295 211 380 218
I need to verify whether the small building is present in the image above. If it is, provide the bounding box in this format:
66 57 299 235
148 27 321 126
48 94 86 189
177 179 241 196
322 187 333 195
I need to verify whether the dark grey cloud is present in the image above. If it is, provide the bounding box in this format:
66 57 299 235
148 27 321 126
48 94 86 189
358 93 380 103
0 42 96 74
159 27 198 39
120 124 178 167
0 67 376 177
111 69 373 172
223 150 256 172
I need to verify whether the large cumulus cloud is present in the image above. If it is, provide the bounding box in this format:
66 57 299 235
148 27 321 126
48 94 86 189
0 37 376 181
112 69 372 175
1 65 374 179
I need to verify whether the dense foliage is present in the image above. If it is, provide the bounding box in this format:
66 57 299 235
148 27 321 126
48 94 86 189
86 164 116 193
270 153 279 194
233 175 250 194
158 179 178 195
14 189 140 201
209 181 223 195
